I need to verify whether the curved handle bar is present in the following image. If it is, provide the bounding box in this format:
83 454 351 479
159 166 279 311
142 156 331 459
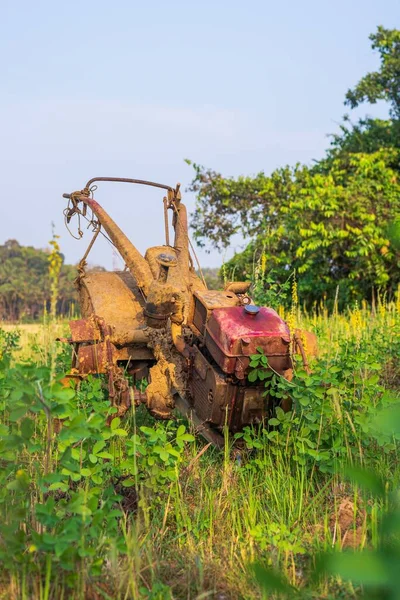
84 177 176 193
63 177 180 203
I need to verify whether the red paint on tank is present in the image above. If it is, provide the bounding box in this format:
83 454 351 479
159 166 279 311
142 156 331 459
205 306 291 378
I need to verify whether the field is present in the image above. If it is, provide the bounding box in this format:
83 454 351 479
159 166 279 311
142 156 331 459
0 300 400 600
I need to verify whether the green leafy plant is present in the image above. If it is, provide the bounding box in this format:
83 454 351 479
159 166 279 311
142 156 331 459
0 338 194 596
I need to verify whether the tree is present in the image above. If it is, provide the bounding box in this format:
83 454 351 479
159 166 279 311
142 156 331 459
189 151 400 306
345 27 400 118
324 116 400 167
325 27 400 163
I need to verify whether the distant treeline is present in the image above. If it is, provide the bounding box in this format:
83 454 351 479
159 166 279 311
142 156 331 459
0 240 112 321
0 239 79 321
0 239 222 322
199 267 222 290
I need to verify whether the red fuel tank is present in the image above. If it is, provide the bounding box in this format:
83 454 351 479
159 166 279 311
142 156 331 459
204 306 292 379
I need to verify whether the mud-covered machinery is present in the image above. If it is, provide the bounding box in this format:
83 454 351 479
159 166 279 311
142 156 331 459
61 177 311 445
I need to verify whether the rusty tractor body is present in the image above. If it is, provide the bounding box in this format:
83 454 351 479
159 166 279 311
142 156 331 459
61 177 313 446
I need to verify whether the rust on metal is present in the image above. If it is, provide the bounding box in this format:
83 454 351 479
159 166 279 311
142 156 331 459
69 317 101 343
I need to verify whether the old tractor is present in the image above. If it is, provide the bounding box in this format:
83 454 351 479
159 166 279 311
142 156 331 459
61 177 312 446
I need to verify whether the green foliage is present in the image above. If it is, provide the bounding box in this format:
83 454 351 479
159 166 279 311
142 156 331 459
241 315 400 471
253 269 293 310
48 233 63 321
312 453 400 600
345 26 400 119
0 300 399 598
243 313 400 599
0 327 20 365
189 150 400 306
324 116 400 163
0 333 194 594
252 463 400 600
252 561 296 597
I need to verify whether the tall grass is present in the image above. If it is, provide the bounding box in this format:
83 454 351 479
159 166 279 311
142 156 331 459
0 296 399 599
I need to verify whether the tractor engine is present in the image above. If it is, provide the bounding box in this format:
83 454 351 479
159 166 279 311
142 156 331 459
188 297 292 432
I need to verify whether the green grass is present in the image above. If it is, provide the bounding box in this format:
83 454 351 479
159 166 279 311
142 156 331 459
0 301 399 599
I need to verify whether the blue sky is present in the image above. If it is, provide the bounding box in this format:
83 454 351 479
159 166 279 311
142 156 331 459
0 0 398 269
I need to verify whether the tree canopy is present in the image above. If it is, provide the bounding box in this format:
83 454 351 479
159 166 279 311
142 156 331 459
345 26 400 118
188 27 400 307
325 27 400 163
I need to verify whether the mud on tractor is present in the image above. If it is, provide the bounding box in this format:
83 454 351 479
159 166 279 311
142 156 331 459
61 177 315 446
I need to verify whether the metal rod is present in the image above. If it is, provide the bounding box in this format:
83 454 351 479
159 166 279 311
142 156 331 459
163 197 170 246
84 176 175 193
79 224 101 266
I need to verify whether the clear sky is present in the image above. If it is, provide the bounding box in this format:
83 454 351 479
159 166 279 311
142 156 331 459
0 0 398 269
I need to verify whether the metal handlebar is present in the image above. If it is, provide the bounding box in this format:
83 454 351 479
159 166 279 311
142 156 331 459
62 177 181 247
84 177 177 193
63 177 180 203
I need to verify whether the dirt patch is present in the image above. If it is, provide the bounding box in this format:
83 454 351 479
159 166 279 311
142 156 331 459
114 479 138 514
330 497 366 549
